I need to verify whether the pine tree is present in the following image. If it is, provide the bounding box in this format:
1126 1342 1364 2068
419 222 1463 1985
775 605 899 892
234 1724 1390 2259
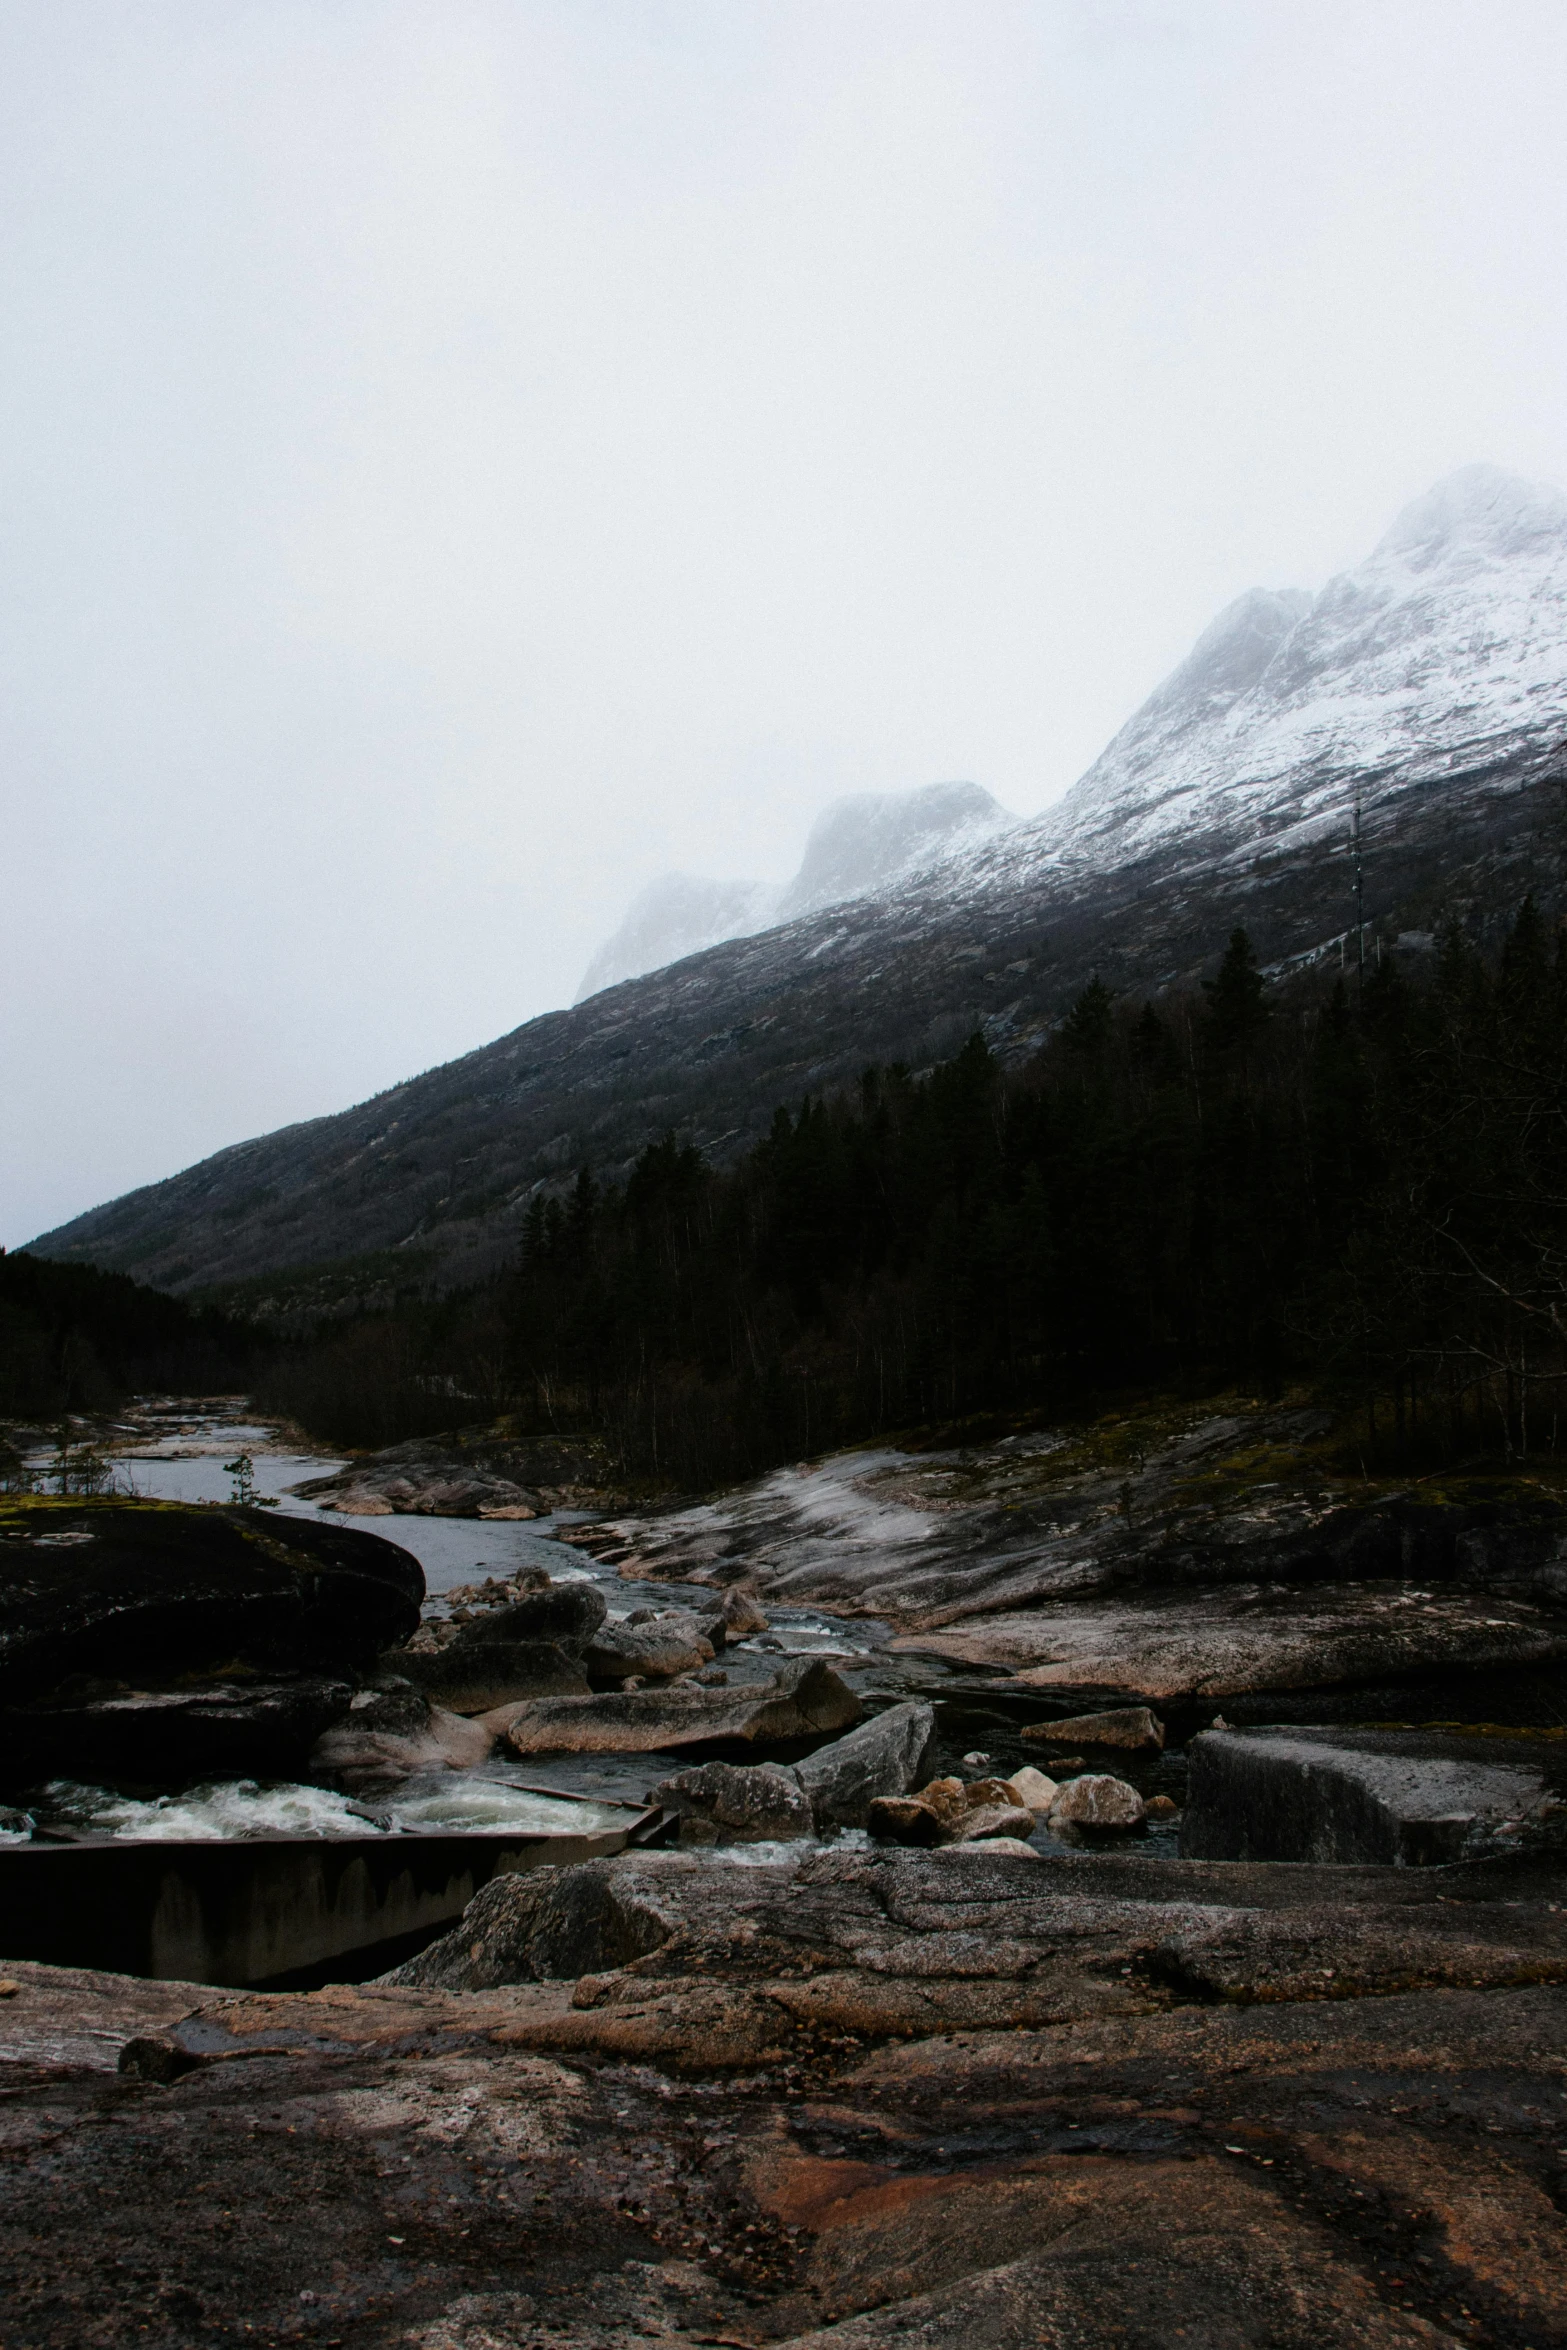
1203 929 1270 1054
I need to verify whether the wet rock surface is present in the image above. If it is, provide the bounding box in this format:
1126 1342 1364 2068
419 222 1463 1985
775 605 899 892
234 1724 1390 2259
501 1658 863 1757
5 1842 1567 2345
1183 1724 1567 1867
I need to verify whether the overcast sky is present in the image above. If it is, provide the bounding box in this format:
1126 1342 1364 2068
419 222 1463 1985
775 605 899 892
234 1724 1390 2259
6 1 1567 1247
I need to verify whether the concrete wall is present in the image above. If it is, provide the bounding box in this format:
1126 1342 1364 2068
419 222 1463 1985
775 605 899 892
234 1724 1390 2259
0 1821 653 1986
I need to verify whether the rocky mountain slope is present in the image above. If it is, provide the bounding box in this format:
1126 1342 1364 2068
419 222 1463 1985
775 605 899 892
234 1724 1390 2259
575 780 1015 1001
30 466 1567 1297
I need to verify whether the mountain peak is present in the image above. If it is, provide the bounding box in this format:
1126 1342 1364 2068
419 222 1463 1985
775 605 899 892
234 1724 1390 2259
1370 463 1567 573
577 779 1016 999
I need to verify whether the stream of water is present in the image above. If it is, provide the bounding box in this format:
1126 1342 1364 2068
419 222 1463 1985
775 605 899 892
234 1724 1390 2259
18 1398 1188 1852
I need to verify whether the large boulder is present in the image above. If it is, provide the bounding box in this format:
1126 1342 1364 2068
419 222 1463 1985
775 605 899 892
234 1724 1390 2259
1181 1725 1567 1866
1048 1774 1147 1831
1021 1705 1165 1752
308 1683 494 1789
650 1759 814 1842
793 1699 937 1827
454 1584 607 1650
392 1641 590 1714
0 1499 424 1701
385 1578 606 1713
584 1611 715 1685
502 1657 861 1756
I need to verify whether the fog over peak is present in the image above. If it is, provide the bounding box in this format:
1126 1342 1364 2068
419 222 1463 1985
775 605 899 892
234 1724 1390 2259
576 781 1016 1001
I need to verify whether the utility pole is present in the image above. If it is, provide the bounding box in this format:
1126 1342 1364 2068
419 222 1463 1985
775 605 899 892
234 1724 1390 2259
1352 789 1366 1003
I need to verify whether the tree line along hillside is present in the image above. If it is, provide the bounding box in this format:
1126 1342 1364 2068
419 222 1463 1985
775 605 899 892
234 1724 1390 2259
0 1249 256 1421
248 904 1567 1487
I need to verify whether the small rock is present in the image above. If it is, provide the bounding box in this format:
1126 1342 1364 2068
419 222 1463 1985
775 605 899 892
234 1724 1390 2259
1145 1794 1180 1821
960 1751 991 1768
962 1777 1020 1808
721 1587 769 1637
866 1795 944 1846
1022 1706 1166 1752
1048 1774 1147 1832
912 1776 971 1830
1002 1767 1060 1814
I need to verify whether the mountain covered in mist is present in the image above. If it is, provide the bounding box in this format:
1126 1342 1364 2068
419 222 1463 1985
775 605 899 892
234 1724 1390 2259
576 781 1015 1000
30 465 1567 1299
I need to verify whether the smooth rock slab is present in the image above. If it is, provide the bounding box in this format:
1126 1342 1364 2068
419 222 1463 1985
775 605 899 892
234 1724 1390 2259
895 1580 1567 1698
502 1657 861 1755
1181 1725 1567 1866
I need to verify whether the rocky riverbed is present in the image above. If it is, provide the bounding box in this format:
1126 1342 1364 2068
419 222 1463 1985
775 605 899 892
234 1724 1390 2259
5 1393 1567 2342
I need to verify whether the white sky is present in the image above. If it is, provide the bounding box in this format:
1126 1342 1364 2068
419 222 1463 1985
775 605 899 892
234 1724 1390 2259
6 0 1567 1247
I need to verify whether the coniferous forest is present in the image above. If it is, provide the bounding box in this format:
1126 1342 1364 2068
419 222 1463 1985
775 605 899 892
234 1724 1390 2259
238 904 1567 1487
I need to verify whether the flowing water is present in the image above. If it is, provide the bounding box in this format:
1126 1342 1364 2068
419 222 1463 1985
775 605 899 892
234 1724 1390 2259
21 1397 1188 1853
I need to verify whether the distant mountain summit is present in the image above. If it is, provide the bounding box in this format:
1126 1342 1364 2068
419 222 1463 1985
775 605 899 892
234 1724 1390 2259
576 780 1015 1000
32 467 1567 1297
958 462 1567 901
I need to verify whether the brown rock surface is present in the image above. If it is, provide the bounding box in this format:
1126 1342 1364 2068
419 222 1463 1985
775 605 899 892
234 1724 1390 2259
4 1844 1567 2344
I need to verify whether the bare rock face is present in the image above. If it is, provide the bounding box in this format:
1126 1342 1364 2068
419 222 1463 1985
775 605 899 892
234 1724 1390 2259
1049 1774 1147 1831
1181 1725 1567 1866
1022 1705 1166 1751
10 1825 1567 2347
501 1657 861 1757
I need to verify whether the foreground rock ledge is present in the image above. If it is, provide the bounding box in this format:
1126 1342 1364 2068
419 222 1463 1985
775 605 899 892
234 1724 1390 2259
4 1842 1567 2347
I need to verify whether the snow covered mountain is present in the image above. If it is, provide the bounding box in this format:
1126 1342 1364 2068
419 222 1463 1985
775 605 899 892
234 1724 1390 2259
958 463 1567 902
576 780 1014 1000
33 466 1567 1296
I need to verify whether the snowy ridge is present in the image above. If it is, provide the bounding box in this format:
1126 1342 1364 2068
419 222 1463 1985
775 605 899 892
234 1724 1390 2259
949 464 1567 904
